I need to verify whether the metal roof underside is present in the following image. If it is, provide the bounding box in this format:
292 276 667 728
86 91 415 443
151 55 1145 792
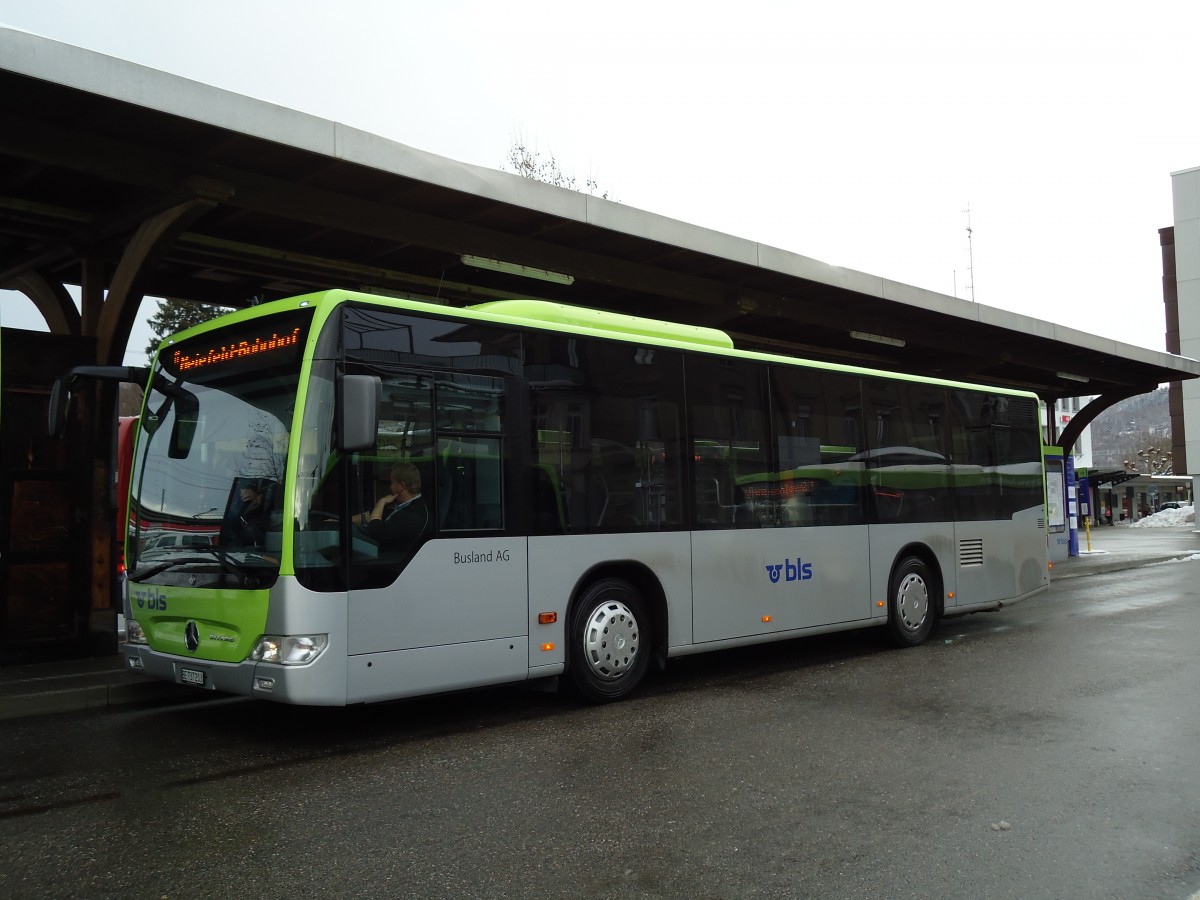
2 27 1197 404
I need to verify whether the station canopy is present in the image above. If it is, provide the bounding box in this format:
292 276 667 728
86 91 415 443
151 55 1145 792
2 26 1197 439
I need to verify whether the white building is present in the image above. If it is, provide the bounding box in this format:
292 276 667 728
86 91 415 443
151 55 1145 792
1170 167 1200 486
1047 395 1095 469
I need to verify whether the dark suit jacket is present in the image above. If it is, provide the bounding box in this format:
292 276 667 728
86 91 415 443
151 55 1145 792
360 495 431 555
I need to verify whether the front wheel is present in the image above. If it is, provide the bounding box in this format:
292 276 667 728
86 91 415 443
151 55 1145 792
568 578 650 702
886 556 937 647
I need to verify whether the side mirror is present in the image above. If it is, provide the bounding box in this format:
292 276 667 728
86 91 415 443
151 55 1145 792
166 389 200 459
47 376 70 438
338 374 380 452
47 365 150 438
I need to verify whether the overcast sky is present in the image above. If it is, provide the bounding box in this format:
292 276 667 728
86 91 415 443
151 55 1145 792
2 0 1199 364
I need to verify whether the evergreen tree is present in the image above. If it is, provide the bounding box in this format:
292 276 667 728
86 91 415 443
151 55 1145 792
144 298 234 361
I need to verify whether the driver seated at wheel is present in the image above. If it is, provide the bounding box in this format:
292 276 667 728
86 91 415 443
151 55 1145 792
353 462 431 555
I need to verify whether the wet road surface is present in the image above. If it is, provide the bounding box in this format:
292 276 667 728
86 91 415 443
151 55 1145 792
2 559 1199 899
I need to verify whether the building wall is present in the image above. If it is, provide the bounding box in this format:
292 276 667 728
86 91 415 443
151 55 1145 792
1042 395 1094 468
1062 396 1093 468
1172 166 1200 475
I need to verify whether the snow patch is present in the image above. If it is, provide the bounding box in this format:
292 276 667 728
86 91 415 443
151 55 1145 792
1151 553 1200 566
1129 505 1194 528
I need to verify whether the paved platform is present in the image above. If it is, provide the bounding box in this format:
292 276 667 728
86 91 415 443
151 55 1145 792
3 523 1197 721
1049 521 1200 578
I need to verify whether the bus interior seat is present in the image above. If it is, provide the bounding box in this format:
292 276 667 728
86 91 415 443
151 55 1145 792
586 468 609 527
694 476 730 525
532 465 566 533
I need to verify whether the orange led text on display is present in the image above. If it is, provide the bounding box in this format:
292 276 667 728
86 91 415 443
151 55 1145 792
171 327 303 373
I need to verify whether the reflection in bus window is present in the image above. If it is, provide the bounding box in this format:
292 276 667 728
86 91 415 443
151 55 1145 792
861 379 952 523
129 326 299 586
687 356 768 528
952 391 1043 521
766 366 868 527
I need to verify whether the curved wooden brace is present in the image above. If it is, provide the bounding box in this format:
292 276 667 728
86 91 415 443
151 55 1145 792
96 196 217 364
2 270 81 335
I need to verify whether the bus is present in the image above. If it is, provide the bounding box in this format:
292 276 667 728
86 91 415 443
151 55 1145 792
88 289 1048 704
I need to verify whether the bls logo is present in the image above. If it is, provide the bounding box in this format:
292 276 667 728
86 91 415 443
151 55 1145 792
133 589 168 611
765 558 814 584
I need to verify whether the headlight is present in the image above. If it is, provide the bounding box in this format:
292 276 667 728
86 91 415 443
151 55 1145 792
250 634 328 665
126 618 148 645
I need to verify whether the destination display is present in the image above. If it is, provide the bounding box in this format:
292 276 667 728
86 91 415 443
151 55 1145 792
158 308 312 381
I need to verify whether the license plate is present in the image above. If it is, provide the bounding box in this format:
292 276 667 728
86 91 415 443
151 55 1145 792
180 667 206 687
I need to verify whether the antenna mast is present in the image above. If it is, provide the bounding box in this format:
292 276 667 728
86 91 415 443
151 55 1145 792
964 204 976 302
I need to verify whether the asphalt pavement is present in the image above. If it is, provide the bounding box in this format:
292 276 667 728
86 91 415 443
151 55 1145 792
2 522 1196 722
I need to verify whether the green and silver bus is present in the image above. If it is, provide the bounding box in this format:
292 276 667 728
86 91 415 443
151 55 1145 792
111 289 1047 704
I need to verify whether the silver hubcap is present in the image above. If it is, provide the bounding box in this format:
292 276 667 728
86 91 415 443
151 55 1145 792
896 573 929 632
582 599 640 681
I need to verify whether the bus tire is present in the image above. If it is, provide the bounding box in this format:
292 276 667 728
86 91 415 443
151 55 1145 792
886 556 936 647
568 578 650 702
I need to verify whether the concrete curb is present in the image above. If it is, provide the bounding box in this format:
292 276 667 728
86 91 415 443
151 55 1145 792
1049 553 1193 580
0 666 197 722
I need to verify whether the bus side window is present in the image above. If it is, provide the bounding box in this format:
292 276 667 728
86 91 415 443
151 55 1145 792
528 332 684 533
687 356 768 529
437 438 503 531
532 464 567 532
769 367 868 527
433 373 506 533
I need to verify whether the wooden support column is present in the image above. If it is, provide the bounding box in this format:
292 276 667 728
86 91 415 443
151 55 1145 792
80 255 105 337
83 183 227 644
78 253 118 646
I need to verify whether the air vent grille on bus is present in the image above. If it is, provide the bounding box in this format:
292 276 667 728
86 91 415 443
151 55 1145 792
1037 517 1046 529
959 539 985 568
1009 396 1039 423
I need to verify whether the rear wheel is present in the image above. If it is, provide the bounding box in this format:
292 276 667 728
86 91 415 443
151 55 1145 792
886 556 936 646
568 578 650 702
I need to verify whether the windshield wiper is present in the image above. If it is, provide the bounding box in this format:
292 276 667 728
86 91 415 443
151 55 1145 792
127 560 177 581
128 549 266 581
187 546 278 577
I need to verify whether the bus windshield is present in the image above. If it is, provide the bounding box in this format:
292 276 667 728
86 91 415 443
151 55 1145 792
127 309 312 586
